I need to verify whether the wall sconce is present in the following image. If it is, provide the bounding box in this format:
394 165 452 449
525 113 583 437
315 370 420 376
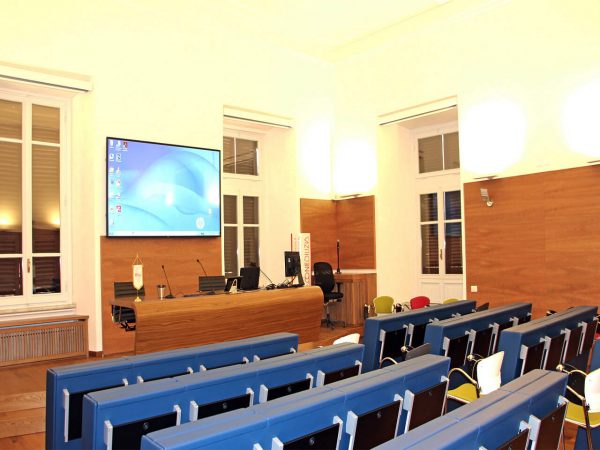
480 188 493 207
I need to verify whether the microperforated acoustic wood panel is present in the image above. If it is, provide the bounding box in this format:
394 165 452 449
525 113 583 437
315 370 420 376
464 165 600 319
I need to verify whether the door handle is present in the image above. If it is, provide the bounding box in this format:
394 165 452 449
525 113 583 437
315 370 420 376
27 258 31 273
439 249 443 261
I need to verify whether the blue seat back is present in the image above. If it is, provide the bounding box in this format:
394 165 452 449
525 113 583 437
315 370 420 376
362 301 476 372
46 332 297 450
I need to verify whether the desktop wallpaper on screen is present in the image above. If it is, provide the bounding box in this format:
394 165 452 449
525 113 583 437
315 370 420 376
106 137 221 237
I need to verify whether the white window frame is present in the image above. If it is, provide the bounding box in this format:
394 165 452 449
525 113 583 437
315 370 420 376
0 87 72 311
222 127 264 276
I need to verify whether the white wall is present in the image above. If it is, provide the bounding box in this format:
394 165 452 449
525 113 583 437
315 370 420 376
0 0 335 350
332 0 600 302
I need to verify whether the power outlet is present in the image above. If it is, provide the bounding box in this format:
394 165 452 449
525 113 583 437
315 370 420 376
470 285 478 293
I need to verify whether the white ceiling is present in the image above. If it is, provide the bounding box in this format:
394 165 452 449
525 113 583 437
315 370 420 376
214 0 453 59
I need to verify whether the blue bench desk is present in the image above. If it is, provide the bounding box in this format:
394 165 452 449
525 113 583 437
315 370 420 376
139 354 450 450
82 343 364 450
424 302 531 367
499 305 597 383
46 332 298 450
362 301 476 372
376 369 567 450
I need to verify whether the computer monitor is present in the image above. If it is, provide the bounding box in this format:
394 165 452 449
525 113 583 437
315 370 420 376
320 364 360 386
543 334 566 371
265 378 312 402
66 383 123 441
239 266 260 291
494 428 529 450
492 321 514 353
195 393 252 420
348 399 401 449
579 318 598 355
112 411 178 450
529 401 567 450
408 322 427 348
284 251 301 277
443 334 469 369
404 380 447 432
563 326 583 363
199 275 225 292
470 327 494 358
520 340 545 375
281 422 341 450
517 314 531 325
379 328 407 364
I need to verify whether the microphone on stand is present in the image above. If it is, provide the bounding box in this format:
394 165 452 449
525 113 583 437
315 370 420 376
196 259 208 277
161 265 175 298
259 267 276 290
336 240 341 274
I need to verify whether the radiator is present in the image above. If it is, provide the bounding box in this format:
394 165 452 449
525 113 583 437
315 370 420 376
0 316 88 366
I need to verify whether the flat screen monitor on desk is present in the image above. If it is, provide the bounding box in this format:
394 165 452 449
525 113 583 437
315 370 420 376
284 251 304 285
469 327 494 359
199 275 225 293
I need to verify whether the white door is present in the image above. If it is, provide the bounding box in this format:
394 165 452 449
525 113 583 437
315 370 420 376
413 125 463 303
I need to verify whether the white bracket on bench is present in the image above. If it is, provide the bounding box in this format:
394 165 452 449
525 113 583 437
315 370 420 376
199 364 207 372
104 420 113 450
63 389 70 443
136 375 144 383
187 367 194 374
243 356 250 364
189 401 199 422
174 404 181 425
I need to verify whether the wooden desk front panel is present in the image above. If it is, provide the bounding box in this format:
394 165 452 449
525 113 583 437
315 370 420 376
329 273 377 326
127 286 323 354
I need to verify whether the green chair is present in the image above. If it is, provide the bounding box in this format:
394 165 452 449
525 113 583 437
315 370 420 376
373 295 395 316
443 298 460 304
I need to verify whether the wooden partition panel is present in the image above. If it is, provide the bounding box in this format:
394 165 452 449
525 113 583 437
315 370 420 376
300 196 376 269
465 166 600 318
101 236 221 355
299 199 337 264
337 196 376 269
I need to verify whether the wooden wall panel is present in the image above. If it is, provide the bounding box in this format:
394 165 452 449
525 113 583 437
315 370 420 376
465 166 600 319
337 196 376 269
101 236 221 354
300 199 337 265
300 196 376 269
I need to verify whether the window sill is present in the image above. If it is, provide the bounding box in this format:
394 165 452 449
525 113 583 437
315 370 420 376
0 303 76 321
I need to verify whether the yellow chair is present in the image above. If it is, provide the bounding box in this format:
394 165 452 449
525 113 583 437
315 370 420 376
443 298 460 304
447 351 504 405
563 367 600 449
373 295 394 316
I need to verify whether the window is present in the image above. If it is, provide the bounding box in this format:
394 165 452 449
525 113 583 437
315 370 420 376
0 90 70 308
223 136 258 176
223 194 259 277
418 131 459 174
222 127 263 277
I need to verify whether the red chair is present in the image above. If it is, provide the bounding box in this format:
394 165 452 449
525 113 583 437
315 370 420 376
410 296 430 310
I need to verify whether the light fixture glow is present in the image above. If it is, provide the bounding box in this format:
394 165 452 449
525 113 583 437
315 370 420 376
333 139 376 195
563 79 600 157
461 99 527 175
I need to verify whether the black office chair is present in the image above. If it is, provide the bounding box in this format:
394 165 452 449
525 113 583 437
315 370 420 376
313 262 344 329
112 281 144 331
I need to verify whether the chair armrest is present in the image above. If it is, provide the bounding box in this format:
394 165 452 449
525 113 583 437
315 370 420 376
380 357 400 368
449 367 479 388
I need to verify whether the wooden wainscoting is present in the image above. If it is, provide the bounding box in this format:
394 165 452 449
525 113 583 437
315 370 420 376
465 165 600 318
